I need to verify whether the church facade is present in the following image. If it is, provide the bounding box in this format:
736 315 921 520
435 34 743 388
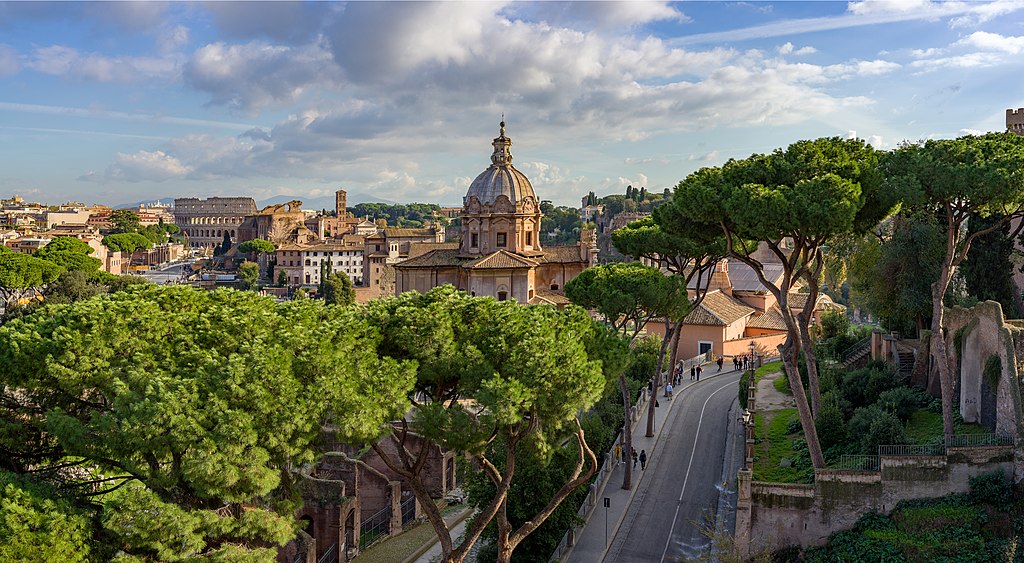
394 122 597 305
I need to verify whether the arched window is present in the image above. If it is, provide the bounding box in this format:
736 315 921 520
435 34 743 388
551 283 559 290
497 291 508 301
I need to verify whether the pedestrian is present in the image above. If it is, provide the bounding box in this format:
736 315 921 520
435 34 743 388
639 449 648 471
666 382 673 399
717 356 724 371
690 365 696 381
696 365 702 381
614 443 622 466
632 449 638 468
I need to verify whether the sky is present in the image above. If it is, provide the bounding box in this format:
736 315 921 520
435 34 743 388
1 0 1024 208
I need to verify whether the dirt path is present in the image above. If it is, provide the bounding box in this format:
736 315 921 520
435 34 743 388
754 370 795 411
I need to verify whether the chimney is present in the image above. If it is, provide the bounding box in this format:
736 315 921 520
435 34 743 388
707 258 733 296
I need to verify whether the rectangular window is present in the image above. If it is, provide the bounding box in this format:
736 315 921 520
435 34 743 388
471 233 479 248
526 231 532 245
496 232 507 247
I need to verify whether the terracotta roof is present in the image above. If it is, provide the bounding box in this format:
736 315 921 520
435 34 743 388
747 306 788 331
530 288 570 306
407 241 458 259
464 250 538 270
786 291 841 311
684 290 754 326
538 245 584 264
394 249 464 268
383 227 437 238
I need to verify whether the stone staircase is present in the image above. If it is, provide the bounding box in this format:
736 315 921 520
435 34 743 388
840 337 872 367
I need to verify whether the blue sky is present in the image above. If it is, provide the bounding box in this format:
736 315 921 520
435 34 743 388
1 0 1023 207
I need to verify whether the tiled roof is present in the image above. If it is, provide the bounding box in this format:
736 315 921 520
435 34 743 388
394 249 464 268
464 250 538 270
383 227 437 238
684 290 755 326
747 306 788 331
538 245 584 264
787 291 837 311
530 288 570 306
407 241 458 259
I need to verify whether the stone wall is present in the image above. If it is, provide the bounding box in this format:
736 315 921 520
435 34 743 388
736 447 1015 554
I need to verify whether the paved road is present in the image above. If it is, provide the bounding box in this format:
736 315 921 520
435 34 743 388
605 371 743 562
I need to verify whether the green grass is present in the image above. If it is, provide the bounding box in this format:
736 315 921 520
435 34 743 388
772 373 791 395
752 408 804 483
755 361 782 383
904 410 992 445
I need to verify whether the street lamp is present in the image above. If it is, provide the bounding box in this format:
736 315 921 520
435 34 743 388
748 340 757 371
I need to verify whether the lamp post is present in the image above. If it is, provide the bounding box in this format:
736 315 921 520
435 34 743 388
748 340 757 372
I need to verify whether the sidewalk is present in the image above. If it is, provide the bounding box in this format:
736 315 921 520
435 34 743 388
564 366 741 563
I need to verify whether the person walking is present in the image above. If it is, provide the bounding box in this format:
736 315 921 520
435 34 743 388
696 365 702 381
717 356 724 371
639 449 648 471
632 448 638 469
666 382 673 399
690 365 696 381
614 443 622 466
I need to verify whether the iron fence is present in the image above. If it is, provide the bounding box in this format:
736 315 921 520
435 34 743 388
359 505 391 549
830 455 881 471
945 433 1014 448
877 443 946 456
400 495 417 528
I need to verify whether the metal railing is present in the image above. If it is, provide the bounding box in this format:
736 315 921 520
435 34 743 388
400 495 417 529
840 336 872 364
359 505 391 549
317 543 336 563
945 433 1014 448
830 455 881 471
877 443 946 456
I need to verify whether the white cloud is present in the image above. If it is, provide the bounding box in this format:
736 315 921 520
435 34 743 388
865 135 887 148
777 42 817 56
184 40 340 111
954 31 1024 54
27 45 179 82
687 150 719 162
104 150 192 182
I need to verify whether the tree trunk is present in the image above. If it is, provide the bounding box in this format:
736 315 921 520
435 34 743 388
668 319 682 379
619 373 633 490
779 338 826 468
646 318 674 437
930 264 956 441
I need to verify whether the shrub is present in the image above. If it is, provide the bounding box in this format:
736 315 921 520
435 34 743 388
739 372 751 410
841 363 899 409
968 471 1012 511
861 410 907 454
876 387 929 422
816 392 848 450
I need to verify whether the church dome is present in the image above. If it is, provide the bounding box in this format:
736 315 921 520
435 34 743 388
465 121 537 207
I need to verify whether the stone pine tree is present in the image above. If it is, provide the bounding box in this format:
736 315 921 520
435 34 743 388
351 287 625 563
670 137 896 469
0 246 62 316
611 210 726 438
565 262 688 488
0 286 413 559
882 132 1024 441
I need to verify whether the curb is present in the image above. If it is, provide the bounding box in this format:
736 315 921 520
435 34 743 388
400 506 475 563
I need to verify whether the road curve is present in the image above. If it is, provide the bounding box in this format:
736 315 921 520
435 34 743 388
605 371 743 562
